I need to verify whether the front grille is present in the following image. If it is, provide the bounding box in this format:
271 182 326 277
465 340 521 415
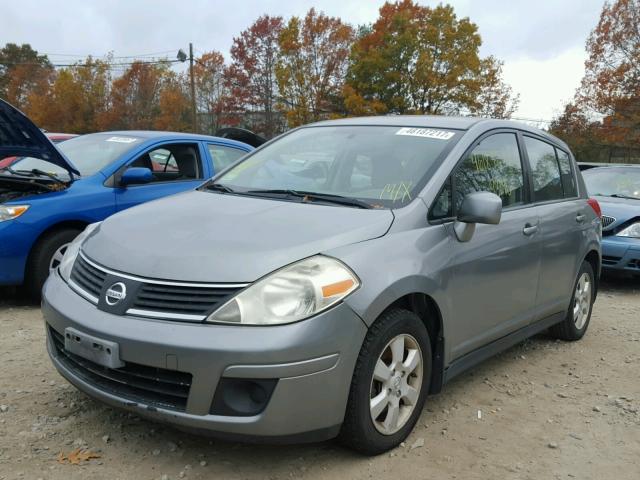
601 215 616 229
627 259 640 270
49 327 192 412
70 255 107 301
69 252 247 321
131 283 240 317
602 255 621 266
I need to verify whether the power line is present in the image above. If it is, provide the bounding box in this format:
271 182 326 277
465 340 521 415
1 59 183 68
42 49 179 59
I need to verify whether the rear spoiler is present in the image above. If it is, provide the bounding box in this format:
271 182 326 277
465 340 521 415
215 128 267 148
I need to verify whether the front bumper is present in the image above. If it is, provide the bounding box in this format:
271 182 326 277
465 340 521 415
0 219 36 285
42 272 367 442
601 236 640 274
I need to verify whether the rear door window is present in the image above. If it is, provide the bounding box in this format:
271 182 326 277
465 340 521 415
207 144 247 173
524 137 563 202
556 148 578 198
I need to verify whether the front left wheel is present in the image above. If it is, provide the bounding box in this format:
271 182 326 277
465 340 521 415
25 228 81 300
339 309 432 455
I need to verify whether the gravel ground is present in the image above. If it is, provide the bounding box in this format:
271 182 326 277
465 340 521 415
0 276 639 480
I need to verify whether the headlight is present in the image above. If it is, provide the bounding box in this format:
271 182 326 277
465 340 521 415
616 222 640 238
59 222 101 282
207 256 360 325
0 205 29 222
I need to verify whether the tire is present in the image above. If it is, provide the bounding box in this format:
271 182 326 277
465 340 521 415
549 260 595 341
25 228 82 300
339 309 432 455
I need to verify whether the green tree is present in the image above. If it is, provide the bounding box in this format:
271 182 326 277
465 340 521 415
0 43 54 110
345 1 518 117
276 8 355 127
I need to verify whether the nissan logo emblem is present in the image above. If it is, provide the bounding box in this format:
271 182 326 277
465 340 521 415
105 282 127 306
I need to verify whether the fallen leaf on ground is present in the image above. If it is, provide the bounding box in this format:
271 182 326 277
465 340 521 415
57 448 101 465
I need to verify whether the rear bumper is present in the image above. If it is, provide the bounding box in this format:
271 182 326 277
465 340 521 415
42 272 368 442
601 236 640 274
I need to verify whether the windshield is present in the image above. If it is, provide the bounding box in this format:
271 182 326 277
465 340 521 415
583 167 640 200
211 125 460 208
10 133 142 178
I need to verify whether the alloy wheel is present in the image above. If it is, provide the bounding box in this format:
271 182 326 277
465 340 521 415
573 272 591 330
49 243 70 273
369 334 423 435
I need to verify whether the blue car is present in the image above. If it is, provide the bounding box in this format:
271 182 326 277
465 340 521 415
0 99 255 296
582 166 640 276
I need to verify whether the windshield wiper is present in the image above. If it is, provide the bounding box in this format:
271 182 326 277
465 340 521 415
29 168 67 185
0 166 34 177
245 189 373 209
204 183 235 193
593 193 639 201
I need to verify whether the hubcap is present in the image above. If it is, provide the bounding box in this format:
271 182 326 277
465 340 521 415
573 272 592 330
369 334 423 436
49 243 70 273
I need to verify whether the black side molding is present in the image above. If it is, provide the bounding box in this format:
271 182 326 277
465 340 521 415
443 311 565 383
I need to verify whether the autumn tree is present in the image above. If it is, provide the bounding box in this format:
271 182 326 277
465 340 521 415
227 15 284 137
0 43 54 110
276 9 354 127
551 0 639 160
580 0 639 145
191 51 234 134
155 72 191 131
99 61 176 130
345 1 518 117
26 57 111 133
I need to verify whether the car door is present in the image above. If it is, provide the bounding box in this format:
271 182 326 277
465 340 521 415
114 142 207 212
431 131 542 360
522 136 585 319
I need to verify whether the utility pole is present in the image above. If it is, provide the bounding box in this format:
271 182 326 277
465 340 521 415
189 42 197 133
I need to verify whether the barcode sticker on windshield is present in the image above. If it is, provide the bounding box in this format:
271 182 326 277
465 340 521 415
106 136 138 144
395 128 455 140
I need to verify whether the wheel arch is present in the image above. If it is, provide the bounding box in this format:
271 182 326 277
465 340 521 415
362 288 446 395
584 249 601 298
24 219 89 275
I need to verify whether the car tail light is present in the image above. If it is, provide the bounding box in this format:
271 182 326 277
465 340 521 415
587 198 602 218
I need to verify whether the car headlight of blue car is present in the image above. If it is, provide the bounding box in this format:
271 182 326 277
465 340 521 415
0 204 29 222
207 255 360 325
58 222 101 282
616 222 640 238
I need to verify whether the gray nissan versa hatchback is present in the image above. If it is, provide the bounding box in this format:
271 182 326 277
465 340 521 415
41 116 601 455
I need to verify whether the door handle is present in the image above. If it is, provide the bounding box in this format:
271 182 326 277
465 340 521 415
523 223 538 236
576 214 586 223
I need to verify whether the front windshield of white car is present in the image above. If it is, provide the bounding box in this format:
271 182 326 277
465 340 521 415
583 167 640 200
10 133 142 178
211 125 460 208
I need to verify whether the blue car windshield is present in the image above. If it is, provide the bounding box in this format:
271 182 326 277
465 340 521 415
583 167 640 200
10 133 142 178
213 126 460 208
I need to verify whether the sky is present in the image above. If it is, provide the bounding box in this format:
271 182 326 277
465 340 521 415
0 0 605 123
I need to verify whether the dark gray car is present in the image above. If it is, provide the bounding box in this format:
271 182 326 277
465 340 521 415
42 116 601 455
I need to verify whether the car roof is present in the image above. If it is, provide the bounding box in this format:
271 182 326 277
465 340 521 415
308 115 568 150
91 131 252 150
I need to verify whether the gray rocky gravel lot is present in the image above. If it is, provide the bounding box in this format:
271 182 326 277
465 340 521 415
0 276 638 480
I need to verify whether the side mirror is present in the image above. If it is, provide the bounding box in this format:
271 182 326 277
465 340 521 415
453 191 502 242
120 167 153 186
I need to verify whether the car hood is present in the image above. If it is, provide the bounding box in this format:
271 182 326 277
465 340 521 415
595 195 640 229
82 191 394 282
0 99 80 176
